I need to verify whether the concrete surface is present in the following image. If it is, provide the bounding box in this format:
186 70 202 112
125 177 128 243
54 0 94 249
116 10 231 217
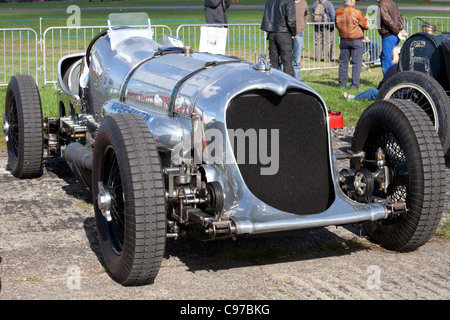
0 128 448 301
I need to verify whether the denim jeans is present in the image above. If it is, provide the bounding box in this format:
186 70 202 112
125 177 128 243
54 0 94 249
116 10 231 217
293 33 304 81
381 35 399 74
355 88 379 101
338 39 364 88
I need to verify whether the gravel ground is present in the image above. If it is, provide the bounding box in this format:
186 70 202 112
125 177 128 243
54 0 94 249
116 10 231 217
0 128 449 301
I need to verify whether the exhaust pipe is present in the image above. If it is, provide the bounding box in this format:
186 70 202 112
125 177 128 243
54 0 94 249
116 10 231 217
63 142 93 189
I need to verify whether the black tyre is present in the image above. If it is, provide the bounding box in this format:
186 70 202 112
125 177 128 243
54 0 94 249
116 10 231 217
351 99 446 251
92 113 166 286
376 70 450 152
3 75 43 178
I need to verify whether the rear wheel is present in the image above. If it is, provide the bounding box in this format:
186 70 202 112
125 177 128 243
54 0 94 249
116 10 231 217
376 70 450 152
3 75 43 178
92 113 166 286
351 99 446 251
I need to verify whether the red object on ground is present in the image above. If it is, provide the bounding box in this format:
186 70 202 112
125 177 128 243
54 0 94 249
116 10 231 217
328 110 344 129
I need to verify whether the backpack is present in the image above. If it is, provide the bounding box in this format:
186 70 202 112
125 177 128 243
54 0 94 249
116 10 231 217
313 0 328 23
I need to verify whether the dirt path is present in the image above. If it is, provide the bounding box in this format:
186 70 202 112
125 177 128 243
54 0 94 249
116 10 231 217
0 129 449 300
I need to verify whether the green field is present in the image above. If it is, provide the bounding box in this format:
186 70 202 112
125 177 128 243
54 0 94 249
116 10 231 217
1 1 449 150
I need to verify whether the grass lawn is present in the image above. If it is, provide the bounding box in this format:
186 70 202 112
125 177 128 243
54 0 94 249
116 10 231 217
303 66 381 126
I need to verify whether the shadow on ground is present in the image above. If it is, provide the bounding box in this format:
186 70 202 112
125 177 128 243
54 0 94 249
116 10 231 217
41 144 450 284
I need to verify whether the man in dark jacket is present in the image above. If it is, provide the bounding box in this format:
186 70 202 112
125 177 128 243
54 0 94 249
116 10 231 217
261 0 297 77
205 0 231 24
377 0 401 74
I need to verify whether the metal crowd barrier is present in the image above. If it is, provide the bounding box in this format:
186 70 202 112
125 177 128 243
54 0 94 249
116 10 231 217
7 15 450 88
42 24 172 85
409 16 450 35
176 23 267 63
175 19 401 71
0 28 39 87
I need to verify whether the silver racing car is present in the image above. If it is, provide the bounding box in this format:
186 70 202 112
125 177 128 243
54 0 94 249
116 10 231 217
2 13 446 286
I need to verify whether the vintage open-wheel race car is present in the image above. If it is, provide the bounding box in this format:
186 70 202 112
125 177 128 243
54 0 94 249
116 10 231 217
2 13 446 286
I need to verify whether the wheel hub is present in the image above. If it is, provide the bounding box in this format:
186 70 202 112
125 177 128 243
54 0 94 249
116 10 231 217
353 168 374 203
97 181 112 222
354 173 367 195
2 113 9 142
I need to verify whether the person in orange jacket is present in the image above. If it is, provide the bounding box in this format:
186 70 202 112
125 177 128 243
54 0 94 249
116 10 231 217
335 0 369 89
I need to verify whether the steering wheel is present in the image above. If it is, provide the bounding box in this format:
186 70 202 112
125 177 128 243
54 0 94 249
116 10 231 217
85 29 108 68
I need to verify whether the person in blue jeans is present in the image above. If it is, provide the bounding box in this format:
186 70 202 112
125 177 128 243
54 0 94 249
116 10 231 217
342 46 400 101
381 35 399 74
293 34 304 80
293 0 309 80
377 0 401 74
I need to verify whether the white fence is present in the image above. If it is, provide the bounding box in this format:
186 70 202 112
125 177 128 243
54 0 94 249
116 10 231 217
176 23 267 63
175 20 386 71
409 16 450 35
42 24 172 85
0 28 38 86
3 16 450 87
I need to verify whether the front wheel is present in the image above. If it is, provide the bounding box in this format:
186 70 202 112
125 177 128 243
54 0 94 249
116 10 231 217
351 99 446 251
92 113 166 286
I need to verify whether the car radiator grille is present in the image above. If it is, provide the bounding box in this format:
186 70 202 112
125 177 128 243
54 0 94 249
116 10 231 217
226 90 335 215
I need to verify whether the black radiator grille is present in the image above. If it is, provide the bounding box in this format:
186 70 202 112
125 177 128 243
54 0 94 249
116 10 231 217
226 90 334 215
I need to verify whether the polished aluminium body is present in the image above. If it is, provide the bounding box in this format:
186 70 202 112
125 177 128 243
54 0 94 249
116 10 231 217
55 24 390 240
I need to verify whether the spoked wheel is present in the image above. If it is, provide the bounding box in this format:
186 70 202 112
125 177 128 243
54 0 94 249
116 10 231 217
351 99 446 251
92 113 166 286
98 147 125 253
376 70 450 152
3 75 43 178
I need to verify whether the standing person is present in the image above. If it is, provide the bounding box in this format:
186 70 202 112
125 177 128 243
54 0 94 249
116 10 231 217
377 0 401 74
293 0 309 80
342 45 401 100
205 0 231 24
261 0 297 77
311 0 335 62
335 0 369 89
